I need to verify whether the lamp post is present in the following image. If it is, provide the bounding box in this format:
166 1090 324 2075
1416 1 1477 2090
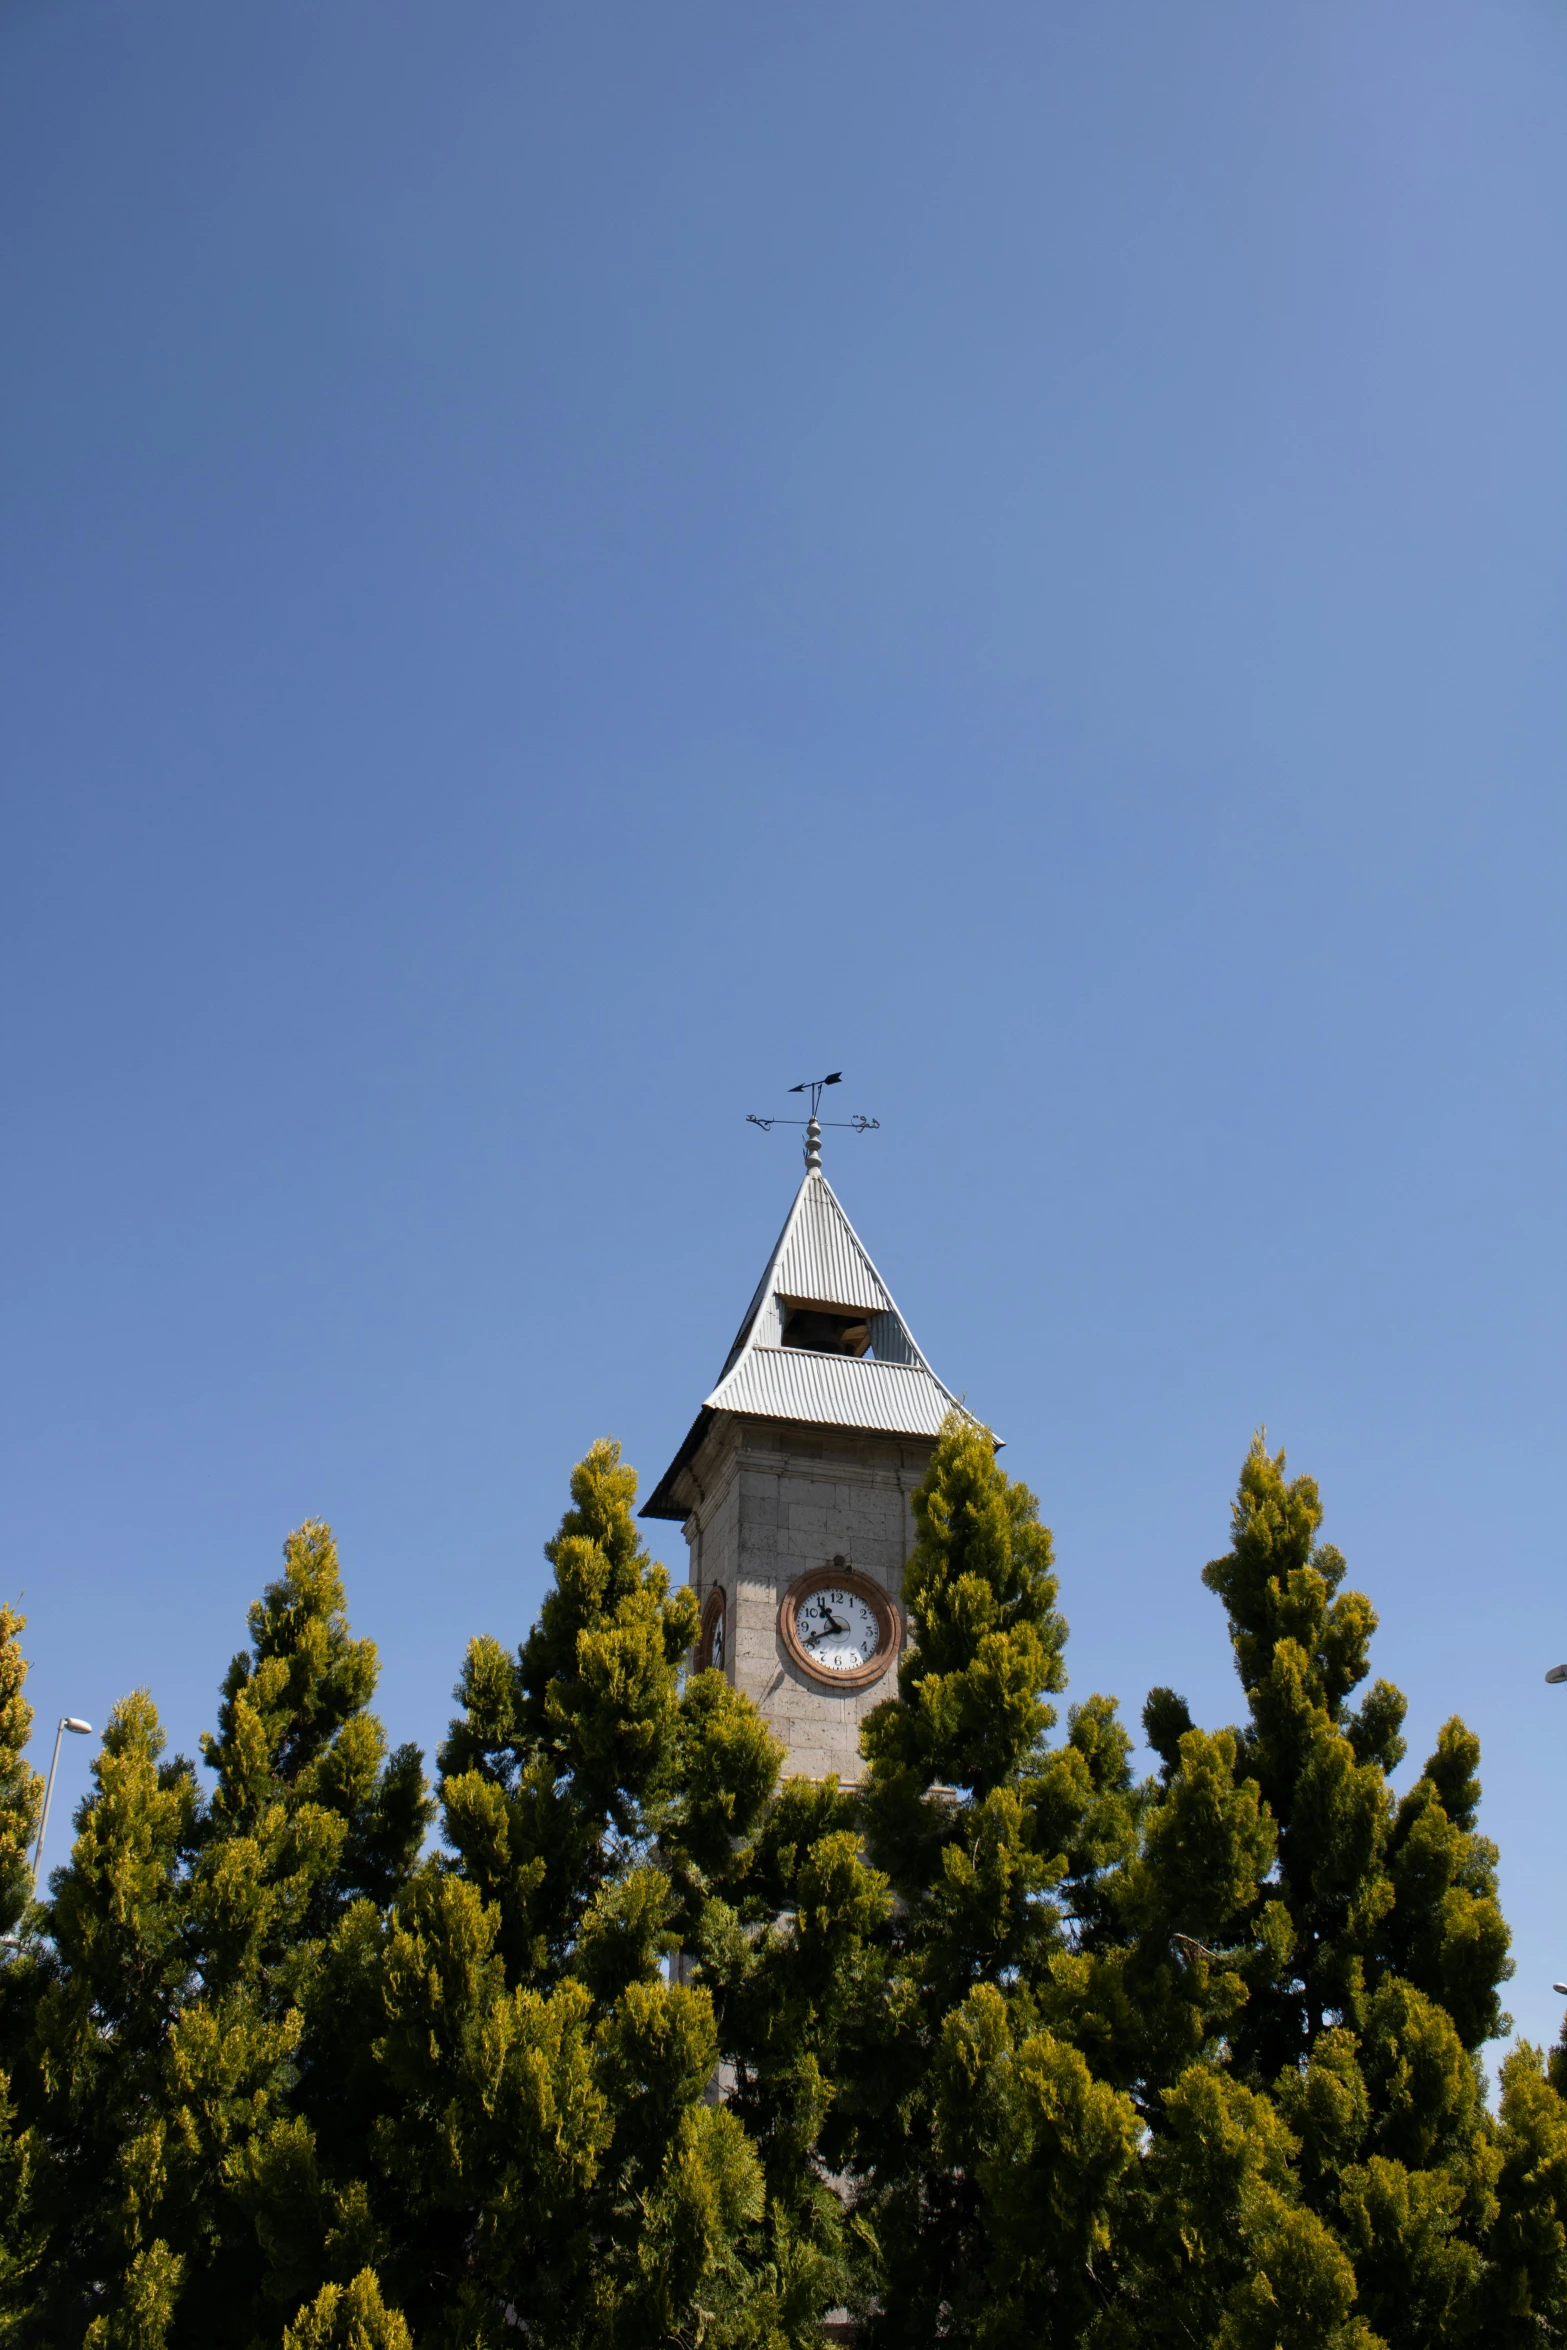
31 1715 92 1891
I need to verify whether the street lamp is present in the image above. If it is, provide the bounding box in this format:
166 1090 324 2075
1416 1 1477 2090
1548 1666 1567 1685
30 1715 92 1891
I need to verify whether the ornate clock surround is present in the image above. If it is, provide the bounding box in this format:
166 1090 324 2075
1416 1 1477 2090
778 1558 901 1693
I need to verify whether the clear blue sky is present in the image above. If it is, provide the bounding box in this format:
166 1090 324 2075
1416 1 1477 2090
3 0 1563 2055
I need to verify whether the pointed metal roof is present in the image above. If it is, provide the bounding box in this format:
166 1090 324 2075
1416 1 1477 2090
642 1166 967 1519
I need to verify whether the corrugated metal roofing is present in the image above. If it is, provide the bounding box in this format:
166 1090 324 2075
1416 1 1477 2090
719 1170 919 1377
722 1199 799 1375
643 1162 991 1518
704 1348 957 1437
774 1176 893 1313
866 1309 917 1366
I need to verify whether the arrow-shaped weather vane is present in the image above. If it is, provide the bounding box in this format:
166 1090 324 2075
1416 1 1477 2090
748 1072 880 1169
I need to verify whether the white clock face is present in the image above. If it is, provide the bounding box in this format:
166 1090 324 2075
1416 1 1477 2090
794 1584 881 1674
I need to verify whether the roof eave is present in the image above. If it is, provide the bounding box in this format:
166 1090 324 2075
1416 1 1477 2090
640 1406 716 1521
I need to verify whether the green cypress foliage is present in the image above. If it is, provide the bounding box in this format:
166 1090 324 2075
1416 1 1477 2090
848 1411 1143 2343
1102 1436 1567 2345
265 1439 817 2348
1192 1439 1516 2343
0 2064 45 2343
11 1690 199 2346
0 1606 42 1942
5 1428 1565 2348
2 1524 428 2350
0 1605 46 2338
686 1755 889 2333
166 1520 430 2343
281 2269 413 2350
833 1424 1567 2346
437 1438 702 1984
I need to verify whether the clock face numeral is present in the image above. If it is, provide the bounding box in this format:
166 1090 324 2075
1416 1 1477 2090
793 1585 881 1674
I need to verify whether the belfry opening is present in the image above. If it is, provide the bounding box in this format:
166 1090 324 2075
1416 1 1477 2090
779 1302 873 1357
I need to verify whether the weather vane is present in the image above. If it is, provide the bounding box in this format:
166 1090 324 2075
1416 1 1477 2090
748 1072 880 1169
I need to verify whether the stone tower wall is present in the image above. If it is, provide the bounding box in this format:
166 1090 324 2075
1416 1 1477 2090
676 1414 935 1782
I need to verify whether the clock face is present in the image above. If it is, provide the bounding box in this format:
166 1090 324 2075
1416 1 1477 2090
793 1584 882 1674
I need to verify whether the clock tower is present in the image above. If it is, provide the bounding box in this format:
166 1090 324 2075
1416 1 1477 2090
643 1116 971 1783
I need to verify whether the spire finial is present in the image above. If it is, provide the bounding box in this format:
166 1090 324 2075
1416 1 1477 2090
746 1073 879 1171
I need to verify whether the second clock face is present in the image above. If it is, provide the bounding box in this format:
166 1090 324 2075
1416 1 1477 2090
793 1584 882 1674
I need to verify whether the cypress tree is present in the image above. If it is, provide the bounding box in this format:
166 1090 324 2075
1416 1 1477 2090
1194 1439 1514 2342
830 1423 1567 2347
8 1430 1564 2348
164 1520 430 2344
281 2270 412 2350
0 1604 46 2338
0 2065 44 2345
0 1606 42 1943
258 1439 812 2349
10 1688 199 2347
686 1758 891 2332
1100 1436 1567 2344
845 1410 1144 2343
437 1437 703 1984
5 1523 429 2350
